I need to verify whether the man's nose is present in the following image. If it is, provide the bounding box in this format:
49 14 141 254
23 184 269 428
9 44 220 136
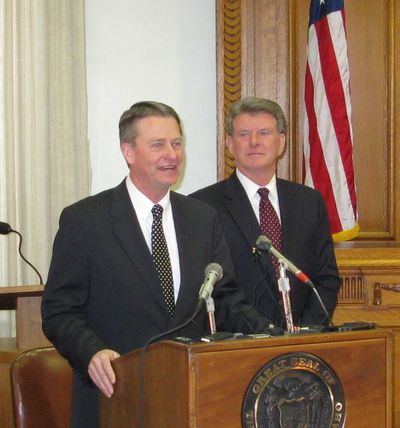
164 143 179 158
249 132 258 145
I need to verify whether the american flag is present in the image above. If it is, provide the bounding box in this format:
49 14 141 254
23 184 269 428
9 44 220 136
303 0 359 242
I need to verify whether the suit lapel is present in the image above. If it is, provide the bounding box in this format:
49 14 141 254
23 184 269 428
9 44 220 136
110 181 166 311
224 173 261 249
277 179 298 254
169 193 199 323
225 173 280 279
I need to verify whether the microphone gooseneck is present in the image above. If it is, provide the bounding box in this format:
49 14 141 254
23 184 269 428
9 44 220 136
255 234 333 328
256 235 313 287
0 221 44 284
137 261 223 428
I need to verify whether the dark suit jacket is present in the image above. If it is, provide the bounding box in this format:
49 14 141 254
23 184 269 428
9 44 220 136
190 173 340 327
41 180 269 427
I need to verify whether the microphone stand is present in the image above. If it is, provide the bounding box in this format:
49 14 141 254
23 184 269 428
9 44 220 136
277 261 295 334
205 295 217 334
200 293 239 342
256 236 334 328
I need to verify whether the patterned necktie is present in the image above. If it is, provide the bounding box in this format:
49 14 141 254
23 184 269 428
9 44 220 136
151 204 175 317
258 188 282 279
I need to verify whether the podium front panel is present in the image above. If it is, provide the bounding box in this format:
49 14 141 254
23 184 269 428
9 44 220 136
101 329 392 427
193 334 390 427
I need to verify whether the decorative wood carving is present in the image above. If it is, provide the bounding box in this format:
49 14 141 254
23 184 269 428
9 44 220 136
216 0 400 243
216 0 290 180
338 274 364 303
216 0 242 179
216 2 400 422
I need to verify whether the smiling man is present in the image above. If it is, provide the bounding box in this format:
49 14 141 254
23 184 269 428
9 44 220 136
41 101 274 428
191 97 340 331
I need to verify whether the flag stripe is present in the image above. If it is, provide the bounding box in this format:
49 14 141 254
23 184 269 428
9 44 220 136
303 0 358 241
304 63 342 233
307 19 355 230
315 13 357 214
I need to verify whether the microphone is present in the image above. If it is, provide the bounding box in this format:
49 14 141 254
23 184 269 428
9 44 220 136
0 221 12 235
256 235 313 288
0 220 44 284
255 235 333 327
197 263 223 310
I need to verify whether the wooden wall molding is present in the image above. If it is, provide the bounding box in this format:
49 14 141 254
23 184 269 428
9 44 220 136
216 0 290 180
338 273 364 303
216 0 242 179
216 0 400 245
216 5 400 421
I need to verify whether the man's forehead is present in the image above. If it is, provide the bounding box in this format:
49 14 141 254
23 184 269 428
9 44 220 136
135 116 181 133
233 112 278 127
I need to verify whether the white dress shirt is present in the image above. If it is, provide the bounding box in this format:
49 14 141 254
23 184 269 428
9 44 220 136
235 169 281 223
125 176 181 301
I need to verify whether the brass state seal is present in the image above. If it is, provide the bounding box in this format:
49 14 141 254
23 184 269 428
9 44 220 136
242 352 345 428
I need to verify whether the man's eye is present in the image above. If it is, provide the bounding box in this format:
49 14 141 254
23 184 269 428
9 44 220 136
259 130 270 136
239 131 250 137
172 141 182 149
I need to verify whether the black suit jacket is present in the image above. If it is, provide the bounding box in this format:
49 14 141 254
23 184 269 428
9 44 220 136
41 180 269 427
190 173 340 327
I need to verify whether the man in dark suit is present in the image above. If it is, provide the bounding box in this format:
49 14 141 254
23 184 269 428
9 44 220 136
41 101 272 428
191 96 340 329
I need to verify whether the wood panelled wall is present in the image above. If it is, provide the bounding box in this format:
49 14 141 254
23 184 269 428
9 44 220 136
216 0 400 245
217 2 400 422
216 0 291 179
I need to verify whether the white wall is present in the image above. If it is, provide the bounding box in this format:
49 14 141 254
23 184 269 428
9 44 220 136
85 0 217 195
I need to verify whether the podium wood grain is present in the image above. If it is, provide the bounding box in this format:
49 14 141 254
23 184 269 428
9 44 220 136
0 285 50 427
100 329 392 427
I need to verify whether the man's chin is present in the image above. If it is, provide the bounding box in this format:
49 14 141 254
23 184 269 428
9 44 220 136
158 175 180 189
242 161 269 171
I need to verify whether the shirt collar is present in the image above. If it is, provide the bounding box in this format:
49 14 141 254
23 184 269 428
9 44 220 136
235 169 279 202
125 176 171 220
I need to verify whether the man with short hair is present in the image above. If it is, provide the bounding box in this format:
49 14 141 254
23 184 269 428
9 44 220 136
42 101 272 427
191 96 340 328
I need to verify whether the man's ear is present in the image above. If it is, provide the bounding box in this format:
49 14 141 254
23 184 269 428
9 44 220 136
278 134 286 157
226 135 234 156
120 142 135 166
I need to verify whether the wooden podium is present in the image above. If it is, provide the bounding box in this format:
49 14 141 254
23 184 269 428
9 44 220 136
0 284 50 428
0 284 50 348
101 329 393 427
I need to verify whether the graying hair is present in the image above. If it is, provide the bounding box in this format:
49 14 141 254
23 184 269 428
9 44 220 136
226 96 287 136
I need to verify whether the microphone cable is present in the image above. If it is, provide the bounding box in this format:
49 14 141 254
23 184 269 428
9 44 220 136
245 247 287 331
256 235 334 329
137 305 205 428
0 221 43 284
304 279 334 328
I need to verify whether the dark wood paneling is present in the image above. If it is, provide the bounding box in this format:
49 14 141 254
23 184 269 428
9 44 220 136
216 2 400 424
217 0 400 243
293 0 398 240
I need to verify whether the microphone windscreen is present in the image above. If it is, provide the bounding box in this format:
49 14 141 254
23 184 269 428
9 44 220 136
0 221 12 235
256 235 272 252
204 262 223 281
